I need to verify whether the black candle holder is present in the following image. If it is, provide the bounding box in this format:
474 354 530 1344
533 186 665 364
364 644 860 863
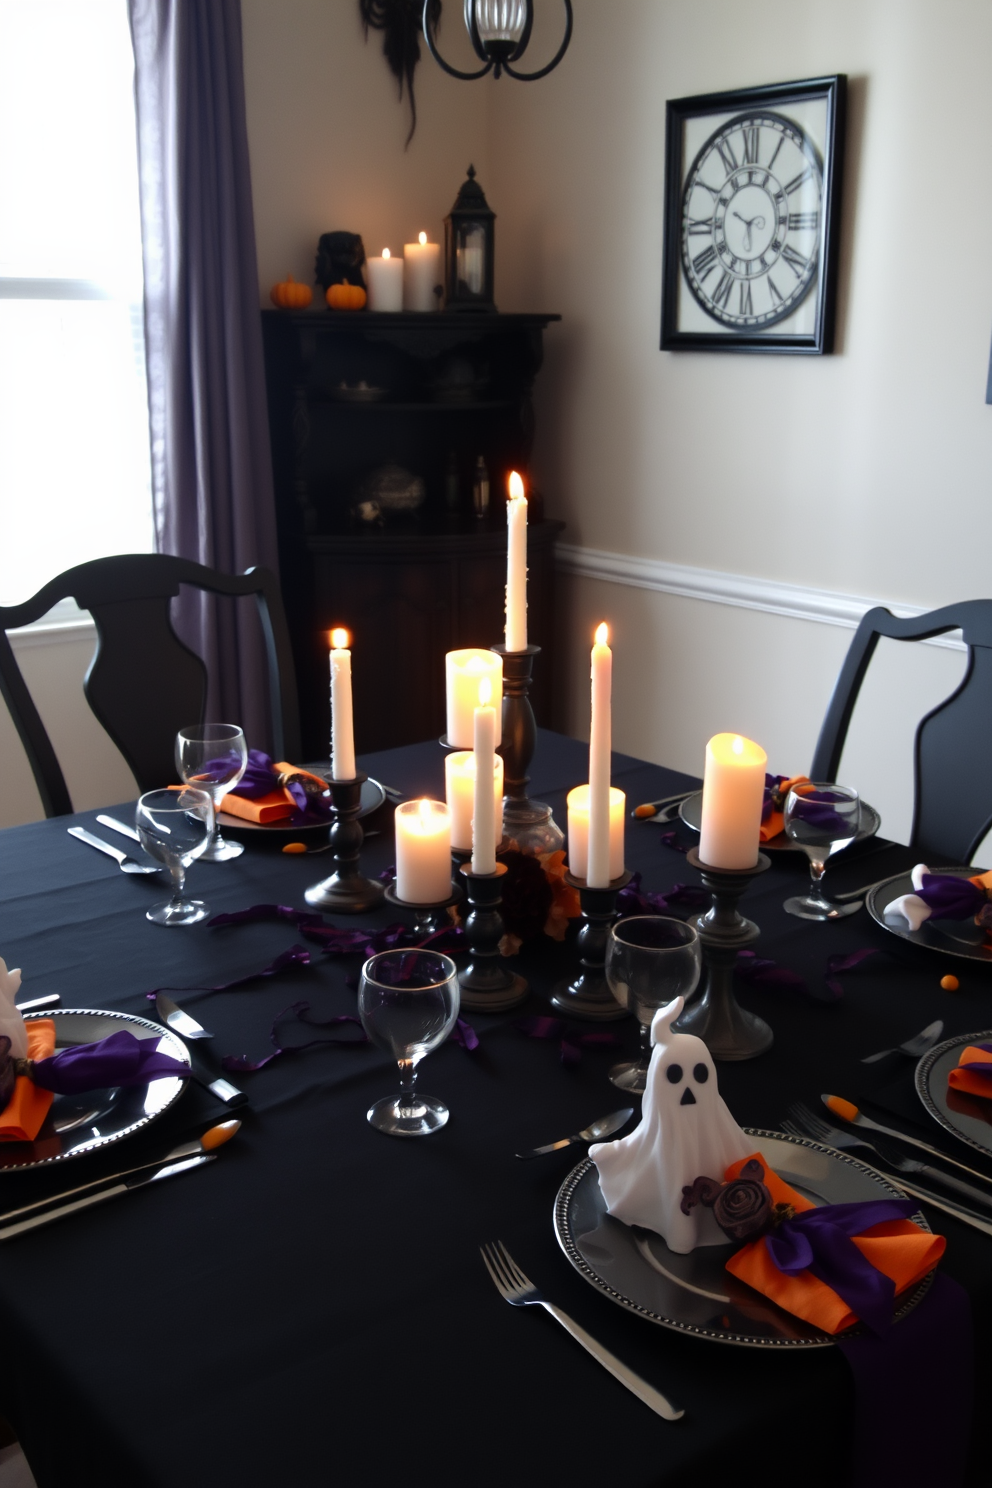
550 869 633 1022
674 847 773 1061
457 862 528 1012
304 773 385 914
383 882 463 939
489 643 564 853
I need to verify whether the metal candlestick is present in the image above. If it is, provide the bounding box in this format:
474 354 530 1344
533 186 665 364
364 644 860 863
675 847 773 1061
304 773 385 913
550 869 633 1022
383 882 462 939
457 862 528 1011
490 644 564 853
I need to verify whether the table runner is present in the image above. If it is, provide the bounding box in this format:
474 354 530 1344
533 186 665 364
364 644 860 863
0 730 985 1487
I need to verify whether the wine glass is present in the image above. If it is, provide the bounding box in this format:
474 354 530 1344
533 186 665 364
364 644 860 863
605 916 702 1092
358 949 460 1136
175 724 248 862
783 782 862 920
135 787 214 926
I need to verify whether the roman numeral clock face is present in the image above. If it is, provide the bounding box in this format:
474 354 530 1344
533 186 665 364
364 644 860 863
681 111 823 329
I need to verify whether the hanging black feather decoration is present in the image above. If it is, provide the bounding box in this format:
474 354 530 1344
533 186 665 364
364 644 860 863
359 0 442 147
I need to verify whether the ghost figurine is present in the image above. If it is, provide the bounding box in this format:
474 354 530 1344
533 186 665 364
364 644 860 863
0 960 26 1061
590 996 753 1253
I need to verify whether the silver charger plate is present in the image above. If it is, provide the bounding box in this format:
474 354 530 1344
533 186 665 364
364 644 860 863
677 791 880 852
0 1010 191 1172
916 1029 992 1159
217 776 386 841
554 1129 932 1348
867 867 992 964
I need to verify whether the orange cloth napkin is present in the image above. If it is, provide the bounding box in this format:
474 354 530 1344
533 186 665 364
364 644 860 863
948 1044 992 1102
724 1152 944 1335
219 762 329 824
761 776 812 842
0 1019 56 1142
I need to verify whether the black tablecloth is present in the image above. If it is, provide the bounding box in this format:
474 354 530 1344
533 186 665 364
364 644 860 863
0 731 987 1487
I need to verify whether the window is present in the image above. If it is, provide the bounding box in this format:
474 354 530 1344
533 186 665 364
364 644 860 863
0 0 153 610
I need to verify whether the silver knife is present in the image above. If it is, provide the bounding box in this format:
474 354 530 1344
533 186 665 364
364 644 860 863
67 826 159 875
96 813 141 843
516 1107 634 1159
155 995 245 1106
0 1153 216 1241
886 1174 992 1239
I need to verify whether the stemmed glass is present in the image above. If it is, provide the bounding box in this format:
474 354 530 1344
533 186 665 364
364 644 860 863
358 949 460 1136
783 782 862 920
135 787 214 926
605 916 702 1092
175 724 248 862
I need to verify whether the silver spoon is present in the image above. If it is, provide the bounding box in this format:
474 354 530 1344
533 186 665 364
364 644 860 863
67 827 160 875
860 1019 944 1064
515 1107 634 1159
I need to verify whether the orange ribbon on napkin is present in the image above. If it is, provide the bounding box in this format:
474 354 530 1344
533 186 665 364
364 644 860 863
0 1019 56 1142
761 776 812 841
724 1152 944 1335
948 1044 992 1102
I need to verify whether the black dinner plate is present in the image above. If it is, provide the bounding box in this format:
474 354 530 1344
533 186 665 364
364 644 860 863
867 867 992 964
677 791 881 852
916 1030 992 1158
217 776 387 841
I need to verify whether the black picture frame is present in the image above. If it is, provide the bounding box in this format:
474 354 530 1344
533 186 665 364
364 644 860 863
660 75 846 355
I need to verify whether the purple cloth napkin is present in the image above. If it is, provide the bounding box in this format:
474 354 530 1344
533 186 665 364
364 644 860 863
29 1031 189 1094
914 872 986 920
227 750 332 820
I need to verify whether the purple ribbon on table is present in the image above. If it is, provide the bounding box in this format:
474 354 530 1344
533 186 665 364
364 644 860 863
515 1015 619 1069
735 949 810 998
222 1000 368 1073
207 904 464 958
764 1196 916 1336
16 1031 189 1096
144 945 313 1003
225 750 333 821
615 874 710 918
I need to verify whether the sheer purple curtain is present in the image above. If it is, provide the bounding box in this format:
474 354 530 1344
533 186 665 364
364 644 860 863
128 0 278 752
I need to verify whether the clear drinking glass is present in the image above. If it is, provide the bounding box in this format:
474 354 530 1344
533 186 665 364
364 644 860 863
175 723 248 862
135 787 213 926
358 949 460 1136
605 916 702 1092
783 782 862 920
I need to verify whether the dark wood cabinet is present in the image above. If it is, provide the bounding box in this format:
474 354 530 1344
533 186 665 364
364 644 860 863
261 308 563 755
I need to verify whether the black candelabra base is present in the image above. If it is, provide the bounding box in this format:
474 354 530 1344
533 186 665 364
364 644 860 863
457 862 528 1012
383 882 463 939
490 644 564 854
675 847 773 1061
550 869 633 1022
304 774 385 914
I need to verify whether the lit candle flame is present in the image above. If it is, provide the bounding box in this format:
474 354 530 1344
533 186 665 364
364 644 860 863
594 622 609 646
508 470 524 502
418 231 427 245
329 627 350 649
418 798 432 825
732 735 744 755
478 676 492 707
382 248 391 259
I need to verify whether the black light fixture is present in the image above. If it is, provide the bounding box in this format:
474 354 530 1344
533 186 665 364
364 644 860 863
423 0 572 81
444 166 496 311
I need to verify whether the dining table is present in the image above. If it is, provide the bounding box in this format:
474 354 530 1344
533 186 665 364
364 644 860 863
0 728 987 1488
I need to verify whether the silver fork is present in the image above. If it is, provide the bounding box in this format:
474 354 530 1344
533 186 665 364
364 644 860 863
860 1020 944 1064
479 1241 684 1421
782 1105 992 1235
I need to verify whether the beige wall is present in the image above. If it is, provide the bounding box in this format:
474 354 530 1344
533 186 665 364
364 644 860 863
4 1 990 851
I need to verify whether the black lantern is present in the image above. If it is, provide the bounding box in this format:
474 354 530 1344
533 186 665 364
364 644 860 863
423 1 572 82
444 166 496 312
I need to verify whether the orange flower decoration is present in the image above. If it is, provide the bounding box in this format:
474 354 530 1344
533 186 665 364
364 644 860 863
540 849 581 941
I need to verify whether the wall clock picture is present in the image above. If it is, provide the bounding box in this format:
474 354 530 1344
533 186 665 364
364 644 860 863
661 76 846 355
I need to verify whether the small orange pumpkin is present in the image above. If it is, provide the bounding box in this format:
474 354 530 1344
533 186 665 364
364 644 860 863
270 275 313 310
326 281 367 311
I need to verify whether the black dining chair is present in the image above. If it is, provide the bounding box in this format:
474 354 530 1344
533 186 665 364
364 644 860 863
809 600 992 864
0 554 301 818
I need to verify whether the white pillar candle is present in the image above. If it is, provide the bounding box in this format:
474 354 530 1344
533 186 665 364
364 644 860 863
587 622 613 887
505 471 528 653
471 677 497 874
329 627 356 781
445 649 502 748
698 732 768 869
445 750 504 853
567 785 625 882
394 799 451 903
403 232 442 311
366 248 404 311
